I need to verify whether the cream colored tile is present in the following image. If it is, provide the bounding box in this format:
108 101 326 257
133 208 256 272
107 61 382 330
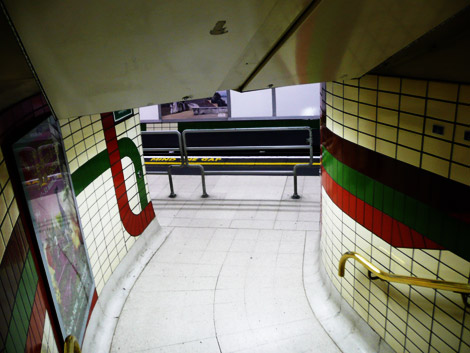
359 75 378 89
0 162 9 189
344 85 359 101
378 92 399 110
405 328 429 353
457 104 470 125
70 119 81 133
427 100 456 122
358 103 377 120
326 81 333 92
398 130 422 150
359 89 377 105
0 237 5 263
92 120 102 133
459 84 470 104
81 115 92 126
413 250 438 275
1 216 12 244
384 332 404 353
450 163 470 186
376 139 396 158
343 127 357 144
399 113 424 133
452 145 470 165
430 331 459 352
332 108 343 123
3 181 13 206
377 124 397 142
358 118 376 135
378 76 400 92
377 108 398 126
343 113 358 129
391 248 412 273
63 136 74 151
402 79 427 97
358 132 375 151
333 96 344 110
326 92 333 106
421 153 449 177
454 125 470 146
84 136 96 150
428 81 459 102
333 82 344 96
72 130 84 145
422 136 451 159
344 100 358 115
8 199 19 225
332 121 343 137
424 118 454 141
0 195 7 223
61 123 71 138
440 251 470 276
401 96 425 115
397 146 421 168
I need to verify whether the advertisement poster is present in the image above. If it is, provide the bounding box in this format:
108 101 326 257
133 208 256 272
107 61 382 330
161 91 228 120
13 116 94 341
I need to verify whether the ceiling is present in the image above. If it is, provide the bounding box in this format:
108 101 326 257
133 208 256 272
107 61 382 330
1 0 469 119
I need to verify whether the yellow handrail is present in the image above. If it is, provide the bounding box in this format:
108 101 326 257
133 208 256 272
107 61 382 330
64 335 81 353
338 251 470 295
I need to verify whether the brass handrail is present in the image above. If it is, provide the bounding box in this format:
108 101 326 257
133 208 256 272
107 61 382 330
338 251 470 305
64 335 81 353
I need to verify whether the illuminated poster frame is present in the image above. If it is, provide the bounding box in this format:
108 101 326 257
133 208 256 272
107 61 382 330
12 115 95 343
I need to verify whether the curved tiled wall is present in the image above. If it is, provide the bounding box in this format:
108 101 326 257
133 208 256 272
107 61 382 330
321 76 470 353
59 110 155 295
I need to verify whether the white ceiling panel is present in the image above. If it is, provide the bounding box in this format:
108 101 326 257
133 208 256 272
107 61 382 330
3 0 309 118
244 0 469 90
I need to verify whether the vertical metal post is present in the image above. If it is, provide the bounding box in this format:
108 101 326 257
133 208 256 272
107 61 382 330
167 166 176 198
292 173 300 199
182 130 209 198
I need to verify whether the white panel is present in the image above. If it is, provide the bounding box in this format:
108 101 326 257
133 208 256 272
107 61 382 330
230 89 272 118
4 0 309 118
275 83 320 116
139 105 160 122
245 0 468 90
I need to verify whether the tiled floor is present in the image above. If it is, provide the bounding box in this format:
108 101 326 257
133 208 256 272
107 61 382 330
110 175 341 353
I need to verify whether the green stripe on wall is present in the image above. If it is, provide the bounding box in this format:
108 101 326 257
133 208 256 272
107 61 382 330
71 137 149 210
322 149 469 255
5 252 38 353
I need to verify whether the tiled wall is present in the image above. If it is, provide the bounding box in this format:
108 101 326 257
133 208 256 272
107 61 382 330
0 95 60 353
59 110 154 295
144 122 178 131
321 76 470 353
324 76 470 185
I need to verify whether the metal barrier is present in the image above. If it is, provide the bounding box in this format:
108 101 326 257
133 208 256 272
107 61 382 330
142 131 182 197
182 126 316 198
142 130 209 197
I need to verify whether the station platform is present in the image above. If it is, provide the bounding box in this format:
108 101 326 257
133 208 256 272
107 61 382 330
84 175 391 353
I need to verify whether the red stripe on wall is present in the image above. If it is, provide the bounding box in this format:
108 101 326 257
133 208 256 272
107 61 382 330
322 166 444 250
101 113 155 236
25 283 47 353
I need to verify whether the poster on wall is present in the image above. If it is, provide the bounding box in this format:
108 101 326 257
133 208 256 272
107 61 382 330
13 116 94 342
160 91 228 120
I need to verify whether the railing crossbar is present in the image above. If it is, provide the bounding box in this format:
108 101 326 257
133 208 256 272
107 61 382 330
144 126 317 198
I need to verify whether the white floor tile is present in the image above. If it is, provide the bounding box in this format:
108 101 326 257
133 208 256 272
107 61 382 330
110 175 345 353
